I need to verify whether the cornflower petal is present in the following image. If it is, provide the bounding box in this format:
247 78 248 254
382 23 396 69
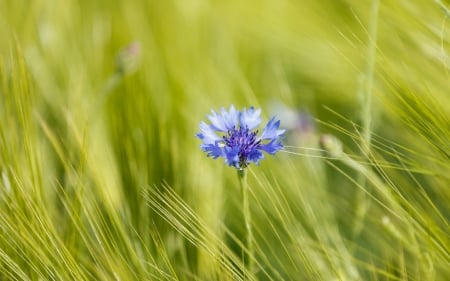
239 107 262 130
197 121 222 144
202 144 223 159
224 146 240 168
247 149 264 164
260 117 285 140
260 139 284 154
221 105 239 130
208 110 228 132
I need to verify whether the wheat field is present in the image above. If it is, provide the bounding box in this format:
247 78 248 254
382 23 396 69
0 0 449 280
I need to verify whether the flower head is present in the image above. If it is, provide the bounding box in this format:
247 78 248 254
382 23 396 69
197 105 285 169
116 41 141 75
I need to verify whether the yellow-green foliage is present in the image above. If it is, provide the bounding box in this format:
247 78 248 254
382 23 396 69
0 0 449 280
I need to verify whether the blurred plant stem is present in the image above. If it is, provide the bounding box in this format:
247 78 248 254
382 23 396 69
353 0 379 238
97 72 122 108
435 0 450 18
321 135 404 220
94 42 141 113
238 169 255 278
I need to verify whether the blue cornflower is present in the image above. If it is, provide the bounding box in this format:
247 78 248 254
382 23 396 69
197 105 285 169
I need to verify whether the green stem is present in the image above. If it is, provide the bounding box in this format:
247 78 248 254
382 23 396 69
238 168 254 277
354 0 379 238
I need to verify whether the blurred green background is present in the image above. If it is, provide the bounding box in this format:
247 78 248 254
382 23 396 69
0 0 449 280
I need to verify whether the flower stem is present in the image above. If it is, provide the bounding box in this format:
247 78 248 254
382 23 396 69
238 169 254 277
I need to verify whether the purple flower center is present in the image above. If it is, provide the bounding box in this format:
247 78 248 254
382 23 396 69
223 126 261 167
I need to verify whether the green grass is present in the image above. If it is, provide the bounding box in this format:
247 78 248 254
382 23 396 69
0 0 449 280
